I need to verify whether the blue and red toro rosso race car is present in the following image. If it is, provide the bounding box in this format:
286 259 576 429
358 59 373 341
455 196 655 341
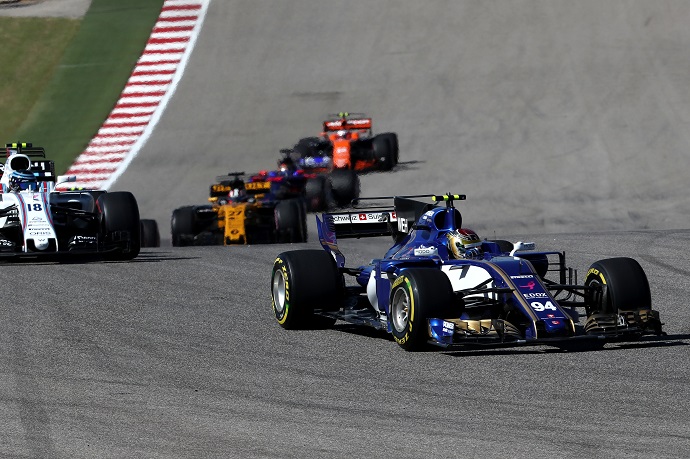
271 194 664 351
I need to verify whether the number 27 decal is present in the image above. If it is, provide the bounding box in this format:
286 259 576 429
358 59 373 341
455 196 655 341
531 301 557 312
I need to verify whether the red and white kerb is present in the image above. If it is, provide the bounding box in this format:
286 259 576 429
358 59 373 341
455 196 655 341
60 0 210 190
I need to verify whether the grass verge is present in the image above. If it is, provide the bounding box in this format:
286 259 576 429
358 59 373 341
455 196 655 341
12 0 165 173
0 17 80 145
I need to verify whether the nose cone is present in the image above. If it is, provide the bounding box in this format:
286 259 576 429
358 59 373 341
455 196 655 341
34 238 50 251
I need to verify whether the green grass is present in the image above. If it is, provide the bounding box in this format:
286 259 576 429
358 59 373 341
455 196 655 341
0 17 80 145
11 0 165 173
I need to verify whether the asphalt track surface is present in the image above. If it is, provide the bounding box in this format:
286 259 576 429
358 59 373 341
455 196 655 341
3 1 690 457
0 0 90 17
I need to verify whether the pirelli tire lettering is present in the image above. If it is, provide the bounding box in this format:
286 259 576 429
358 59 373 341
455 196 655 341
586 267 605 283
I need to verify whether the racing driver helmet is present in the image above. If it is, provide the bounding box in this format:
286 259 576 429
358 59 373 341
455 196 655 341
446 228 483 259
8 169 39 192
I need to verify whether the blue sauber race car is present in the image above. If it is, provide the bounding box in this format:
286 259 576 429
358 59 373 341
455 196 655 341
271 194 664 351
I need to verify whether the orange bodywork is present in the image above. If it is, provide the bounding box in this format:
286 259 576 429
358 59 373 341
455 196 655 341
326 131 377 171
331 138 352 169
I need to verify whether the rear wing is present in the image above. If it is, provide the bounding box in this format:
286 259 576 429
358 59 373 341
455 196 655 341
318 210 398 239
322 112 372 132
317 209 397 268
5 142 45 158
316 194 465 267
210 172 245 198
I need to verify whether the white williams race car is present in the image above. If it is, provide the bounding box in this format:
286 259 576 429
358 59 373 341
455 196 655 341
0 142 141 260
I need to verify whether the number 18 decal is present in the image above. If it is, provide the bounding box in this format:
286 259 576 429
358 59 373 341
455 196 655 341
531 301 557 312
28 203 42 212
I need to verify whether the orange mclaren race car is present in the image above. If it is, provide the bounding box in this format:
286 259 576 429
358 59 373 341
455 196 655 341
293 112 399 173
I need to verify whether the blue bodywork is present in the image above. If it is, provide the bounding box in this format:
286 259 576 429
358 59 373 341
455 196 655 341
314 195 586 348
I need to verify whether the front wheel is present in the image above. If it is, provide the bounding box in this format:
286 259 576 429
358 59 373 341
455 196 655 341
98 191 141 260
271 250 342 329
584 257 651 315
389 268 456 351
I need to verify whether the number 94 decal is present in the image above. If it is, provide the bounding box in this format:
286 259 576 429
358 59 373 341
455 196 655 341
530 301 557 312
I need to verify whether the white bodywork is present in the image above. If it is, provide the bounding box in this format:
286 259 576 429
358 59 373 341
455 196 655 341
0 192 57 251
441 264 495 300
0 152 76 252
365 263 498 315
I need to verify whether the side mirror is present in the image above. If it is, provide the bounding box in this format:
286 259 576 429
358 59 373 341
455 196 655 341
56 175 77 185
510 241 536 256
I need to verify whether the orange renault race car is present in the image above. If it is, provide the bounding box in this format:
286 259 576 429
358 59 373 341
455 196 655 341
293 112 399 173
170 172 307 246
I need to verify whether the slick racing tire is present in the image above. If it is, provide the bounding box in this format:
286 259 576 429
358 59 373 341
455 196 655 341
296 199 308 242
98 191 141 260
275 199 306 243
140 219 160 248
271 250 341 329
373 134 396 171
329 169 360 207
389 268 456 351
171 206 196 247
305 175 331 212
377 132 399 166
584 257 651 315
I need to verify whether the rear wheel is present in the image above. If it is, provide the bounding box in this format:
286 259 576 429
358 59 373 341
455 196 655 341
140 219 160 248
389 268 456 351
305 175 331 211
329 169 360 207
378 132 399 165
98 191 141 260
271 250 341 329
296 199 308 242
373 135 395 171
275 199 306 242
171 206 196 247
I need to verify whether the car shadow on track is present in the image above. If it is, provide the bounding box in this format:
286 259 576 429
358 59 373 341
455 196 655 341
441 334 690 357
364 159 424 174
331 322 690 356
332 323 394 341
0 251 199 266
105 251 201 263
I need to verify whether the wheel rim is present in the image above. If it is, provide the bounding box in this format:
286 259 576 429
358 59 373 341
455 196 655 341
391 287 410 333
586 278 609 313
272 270 287 314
